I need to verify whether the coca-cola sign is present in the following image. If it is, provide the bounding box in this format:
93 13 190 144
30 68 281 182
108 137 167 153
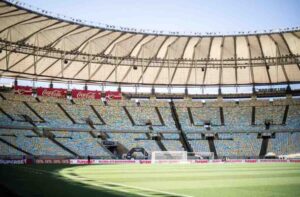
14 86 33 95
37 87 67 98
72 89 101 99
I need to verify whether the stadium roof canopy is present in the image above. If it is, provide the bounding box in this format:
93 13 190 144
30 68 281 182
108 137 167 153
0 0 299 87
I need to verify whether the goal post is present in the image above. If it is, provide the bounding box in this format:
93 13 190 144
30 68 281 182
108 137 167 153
151 151 188 164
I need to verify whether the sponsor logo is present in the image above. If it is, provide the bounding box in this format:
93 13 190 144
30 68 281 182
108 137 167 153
41 89 66 98
76 92 97 99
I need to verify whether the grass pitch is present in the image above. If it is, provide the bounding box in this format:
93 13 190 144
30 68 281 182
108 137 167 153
1 163 300 197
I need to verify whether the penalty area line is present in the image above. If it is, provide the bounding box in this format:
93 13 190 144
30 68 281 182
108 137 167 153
62 171 192 197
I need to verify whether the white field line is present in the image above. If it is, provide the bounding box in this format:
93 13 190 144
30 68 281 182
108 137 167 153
61 167 194 197
19 166 193 197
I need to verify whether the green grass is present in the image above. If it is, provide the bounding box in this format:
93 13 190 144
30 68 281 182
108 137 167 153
1 163 300 197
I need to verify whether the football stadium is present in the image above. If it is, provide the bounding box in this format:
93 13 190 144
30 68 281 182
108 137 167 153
0 0 300 196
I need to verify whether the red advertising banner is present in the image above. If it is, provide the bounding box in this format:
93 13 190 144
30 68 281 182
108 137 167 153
35 159 70 164
105 91 122 100
72 89 101 99
37 87 67 98
14 86 33 95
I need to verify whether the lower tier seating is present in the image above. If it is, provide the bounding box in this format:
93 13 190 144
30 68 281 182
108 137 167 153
109 133 161 155
215 133 262 158
268 132 300 155
52 131 111 158
0 140 24 156
0 135 72 157
162 140 184 151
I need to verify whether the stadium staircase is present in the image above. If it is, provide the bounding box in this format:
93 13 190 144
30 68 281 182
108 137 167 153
90 105 106 125
282 105 289 125
208 138 218 159
259 137 269 159
96 141 116 159
0 137 33 156
169 100 193 152
115 142 129 158
219 107 225 125
155 139 167 151
45 132 79 157
0 107 14 121
0 93 6 100
187 107 195 125
251 106 256 125
123 106 135 126
23 101 45 122
155 107 165 126
57 103 76 124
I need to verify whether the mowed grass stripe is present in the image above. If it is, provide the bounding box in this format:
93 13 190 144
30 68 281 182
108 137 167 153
59 163 300 197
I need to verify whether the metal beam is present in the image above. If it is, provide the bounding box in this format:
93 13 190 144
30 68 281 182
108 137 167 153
245 36 255 84
121 36 157 82
234 36 238 85
291 32 300 39
0 8 19 16
0 15 39 34
257 35 272 84
202 37 214 84
280 33 300 70
71 29 103 52
170 37 191 84
104 34 144 81
153 37 180 84
218 36 225 85
185 37 202 85
45 25 82 48
0 12 29 18
268 34 289 82
17 20 61 43
55 31 117 78
137 36 169 83
39 58 60 75
85 33 126 80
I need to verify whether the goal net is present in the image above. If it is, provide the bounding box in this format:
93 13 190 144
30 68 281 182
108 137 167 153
151 151 188 164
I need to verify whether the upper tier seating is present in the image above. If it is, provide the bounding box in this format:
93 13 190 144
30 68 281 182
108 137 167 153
29 102 73 128
0 100 40 122
0 92 299 133
61 104 103 124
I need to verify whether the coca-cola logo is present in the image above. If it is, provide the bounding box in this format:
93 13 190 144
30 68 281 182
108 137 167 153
41 89 66 98
76 92 97 99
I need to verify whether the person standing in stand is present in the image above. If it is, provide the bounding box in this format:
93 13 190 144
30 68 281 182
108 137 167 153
87 155 91 164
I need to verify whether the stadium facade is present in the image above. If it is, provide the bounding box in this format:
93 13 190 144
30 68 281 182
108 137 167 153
0 0 299 161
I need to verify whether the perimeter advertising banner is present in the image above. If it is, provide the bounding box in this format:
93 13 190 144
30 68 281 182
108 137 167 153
105 91 122 100
36 87 67 98
71 89 101 99
14 86 33 95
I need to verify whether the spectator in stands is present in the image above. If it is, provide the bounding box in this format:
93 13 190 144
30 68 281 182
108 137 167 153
87 155 91 164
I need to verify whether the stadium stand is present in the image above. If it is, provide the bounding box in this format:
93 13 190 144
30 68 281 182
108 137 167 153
0 129 72 157
0 0 299 172
215 133 262 159
0 92 299 159
51 131 111 158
